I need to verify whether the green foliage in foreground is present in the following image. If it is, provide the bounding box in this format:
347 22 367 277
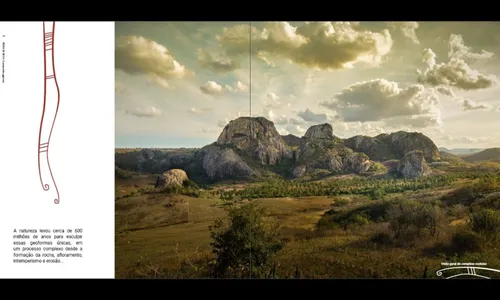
208 202 285 278
218 172 495 200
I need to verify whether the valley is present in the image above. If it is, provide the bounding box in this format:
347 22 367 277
115 117 500 279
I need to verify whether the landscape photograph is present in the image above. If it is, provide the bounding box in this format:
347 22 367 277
115 21 500 279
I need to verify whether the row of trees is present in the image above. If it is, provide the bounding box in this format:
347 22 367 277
217 172 495 200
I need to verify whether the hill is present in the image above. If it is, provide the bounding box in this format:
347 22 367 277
115 117 444 182
438 147 485 156
462 148 500 162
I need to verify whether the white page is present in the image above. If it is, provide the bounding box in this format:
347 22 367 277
0 21 115 278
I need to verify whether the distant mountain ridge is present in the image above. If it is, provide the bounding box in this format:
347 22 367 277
438 147 485 156
461 148 500 162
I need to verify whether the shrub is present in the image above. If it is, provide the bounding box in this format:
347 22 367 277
182 179 200 189
467 209 500 241
449 231 483 254
115 167 133 179
208 202 285 278
331 198 350 207
386 200 445 242
449 204 468 219
370 188 386 200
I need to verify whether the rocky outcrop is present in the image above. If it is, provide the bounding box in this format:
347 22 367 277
293 138 371 178
116 118 445 183
281 134 304 148
397 150 432 178
156 169 189 188
376 131 440 162
343 135 396 161
304 123 334 140
217 117 292 165
198 144 258 180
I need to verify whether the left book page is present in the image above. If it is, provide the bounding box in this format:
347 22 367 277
0 22 115 278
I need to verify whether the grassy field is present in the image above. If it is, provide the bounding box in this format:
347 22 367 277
115 162 500 279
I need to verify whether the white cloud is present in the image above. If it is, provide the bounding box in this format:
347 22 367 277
115 35 190 88
448 34 494 61
201 128 218 133
436 86 455 98
297 108 328 123
197 49 240 73
125 106 163 118
187 107 214 114
200 80 248 95
208 22 393 71
416 36 497 91
387 22 420 44
225 81 248 92
200 81 224 95
319 79 441 128
461 99 491 111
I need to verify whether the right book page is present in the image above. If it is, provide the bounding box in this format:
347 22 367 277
114 21 500 279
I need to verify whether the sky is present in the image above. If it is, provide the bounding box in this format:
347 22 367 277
115 22 500 149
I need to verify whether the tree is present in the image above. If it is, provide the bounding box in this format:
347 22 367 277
208 201 285 278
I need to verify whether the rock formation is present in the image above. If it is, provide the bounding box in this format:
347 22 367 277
216 117 292 165
156 169 189 188
293 126 371 178
115 117 446 182
304 123 334 140
198 144 258 180
396 150 432 178
281 134 304 148
343 135 396 162
376 131 440 162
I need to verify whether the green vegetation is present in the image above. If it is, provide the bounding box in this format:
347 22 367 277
218 172 492 200
115 160 500 279
208 202 285 278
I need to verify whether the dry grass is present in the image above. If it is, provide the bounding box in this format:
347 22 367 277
115 173 500 279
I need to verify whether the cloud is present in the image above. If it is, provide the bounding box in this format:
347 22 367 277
217 119 229 127
115 35 190 87
461 99 491 111
125 106 163 118
208 22 393 72
261 107 288 125
225 81 248 92
440 134 493 144
282 124 307 136
200 80 248 95
201 128 218 133
263 92 284 109
289 118 305 125
297 108 328 123
436 86 455 97
416 36 497 91
387 22 420 44
348 122 386 136
319 79 441 128
200 81 224 95
448 34 494 61
383 114 442 129
497 105 500 111
197 49 240 73
187 107 214 114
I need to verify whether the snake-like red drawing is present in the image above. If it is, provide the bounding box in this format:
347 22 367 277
38 21 60 204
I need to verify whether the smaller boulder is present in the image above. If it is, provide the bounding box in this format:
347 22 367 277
156 169 189 188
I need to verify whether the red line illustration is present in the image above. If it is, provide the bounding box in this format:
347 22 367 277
38 21 60 204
